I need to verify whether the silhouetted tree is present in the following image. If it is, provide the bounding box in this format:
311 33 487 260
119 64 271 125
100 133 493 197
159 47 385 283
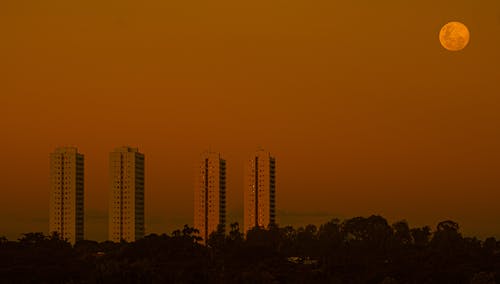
484 237 497 253
18 232 47 246
208 224 226 250
392 220 412 247
179 224 202 244
343 215 393 251
2 217 500 283
470 272 496 284
410 226 431 247
380 276 399 284
432 220 463 252
296 224 319 256
279 225 298 255
228 222 244 243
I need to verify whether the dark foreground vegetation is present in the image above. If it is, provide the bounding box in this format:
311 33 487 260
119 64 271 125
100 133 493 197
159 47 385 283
1 216 500 283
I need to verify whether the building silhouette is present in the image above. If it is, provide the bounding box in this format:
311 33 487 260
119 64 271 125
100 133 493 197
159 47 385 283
194 151 226 243
49 147 84 244
244 149 276 233
109 146 145 242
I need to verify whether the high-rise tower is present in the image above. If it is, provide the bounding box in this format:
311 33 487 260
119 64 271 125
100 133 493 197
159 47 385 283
244 149 276 234
194 151 226 243
49 147 84 244
109 146 145 242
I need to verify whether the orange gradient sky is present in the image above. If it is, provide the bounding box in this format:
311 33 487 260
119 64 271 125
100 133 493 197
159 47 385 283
1 0 500 241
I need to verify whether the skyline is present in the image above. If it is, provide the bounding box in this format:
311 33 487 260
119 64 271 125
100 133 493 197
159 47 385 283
57 147 277 242
4 143 499 241
1 0 500 242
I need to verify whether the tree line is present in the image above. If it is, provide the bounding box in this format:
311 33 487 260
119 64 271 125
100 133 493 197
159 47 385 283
1 215 499 283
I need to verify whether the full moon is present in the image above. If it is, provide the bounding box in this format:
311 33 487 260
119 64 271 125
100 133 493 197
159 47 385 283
439 21 470 51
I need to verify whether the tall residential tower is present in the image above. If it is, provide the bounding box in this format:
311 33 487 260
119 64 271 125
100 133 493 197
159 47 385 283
49 147 84 244
244 149 276 233
109 147 145 242
194 152 226 243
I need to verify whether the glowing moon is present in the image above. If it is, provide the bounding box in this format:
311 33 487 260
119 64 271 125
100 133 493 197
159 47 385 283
439 21 470 51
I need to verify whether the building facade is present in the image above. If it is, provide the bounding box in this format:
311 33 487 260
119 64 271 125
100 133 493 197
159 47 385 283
194 152 226 243
49 147 84 244
109 146 145 242
243 149 276 234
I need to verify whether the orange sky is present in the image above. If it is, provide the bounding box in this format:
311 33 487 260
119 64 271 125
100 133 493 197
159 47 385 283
1 0 499 241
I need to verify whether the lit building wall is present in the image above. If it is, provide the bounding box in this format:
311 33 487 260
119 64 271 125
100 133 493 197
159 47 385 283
109 146 145 242
244 149 276 234
194 152 226 243
49 147 84 244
